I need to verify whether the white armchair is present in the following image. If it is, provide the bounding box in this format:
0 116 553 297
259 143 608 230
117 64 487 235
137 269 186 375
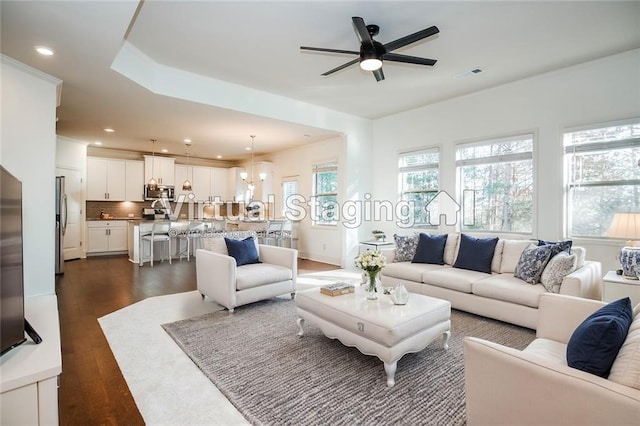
463 293 640 425
195 236 297 312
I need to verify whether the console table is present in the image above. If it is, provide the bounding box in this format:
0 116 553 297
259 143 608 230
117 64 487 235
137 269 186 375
0 295 61 425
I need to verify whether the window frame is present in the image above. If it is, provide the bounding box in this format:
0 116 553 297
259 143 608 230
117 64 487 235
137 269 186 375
563 118 640 240
311 160 338 226
456 133 535 234
397 147 440 228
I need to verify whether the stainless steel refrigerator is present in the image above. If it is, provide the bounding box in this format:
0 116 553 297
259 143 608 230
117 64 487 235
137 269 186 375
55 176 67 275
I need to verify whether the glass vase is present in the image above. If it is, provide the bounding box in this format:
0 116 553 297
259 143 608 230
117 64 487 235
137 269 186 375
366 270 382 300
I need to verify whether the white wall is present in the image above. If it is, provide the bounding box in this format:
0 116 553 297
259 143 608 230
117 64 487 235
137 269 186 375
266 136 344 265
372 49 640 273
1 55 61 297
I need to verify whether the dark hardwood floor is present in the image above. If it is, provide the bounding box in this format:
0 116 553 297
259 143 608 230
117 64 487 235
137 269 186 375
55 255 337 425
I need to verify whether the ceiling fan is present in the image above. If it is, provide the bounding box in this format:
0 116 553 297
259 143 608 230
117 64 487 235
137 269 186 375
300 16 439 82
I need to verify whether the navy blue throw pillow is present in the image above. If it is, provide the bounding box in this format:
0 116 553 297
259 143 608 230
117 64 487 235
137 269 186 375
453 234 499 274
224 237 260 266
411 233 448 265
566 297 633 378
538 239 572 258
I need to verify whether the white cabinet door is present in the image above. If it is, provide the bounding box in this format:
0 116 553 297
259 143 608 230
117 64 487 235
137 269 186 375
87 226 109 253
106 160 126 200
108 227 128 252
174 165 191 200
87 157 108 200
158 157 175 186
192 166 212 201
86 158 125 201
210 167 228 201
125 161 144 202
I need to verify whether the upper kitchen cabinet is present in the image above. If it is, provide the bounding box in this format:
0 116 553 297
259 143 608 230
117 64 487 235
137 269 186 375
144 155 175 187
125 160 144 202
175 165 229 202
87 157 126 201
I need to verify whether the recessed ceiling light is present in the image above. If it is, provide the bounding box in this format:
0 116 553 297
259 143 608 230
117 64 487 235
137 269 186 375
94 141 102 145
184 138 191 143
35 46 54 56
103 128 115 133
161 149 168 153
245 147 251 151
216 155 222 159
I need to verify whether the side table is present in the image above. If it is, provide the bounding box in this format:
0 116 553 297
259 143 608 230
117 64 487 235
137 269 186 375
603 270 640 307
359 240 394 253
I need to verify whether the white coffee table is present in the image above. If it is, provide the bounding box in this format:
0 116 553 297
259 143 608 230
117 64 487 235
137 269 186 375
295 286 451 386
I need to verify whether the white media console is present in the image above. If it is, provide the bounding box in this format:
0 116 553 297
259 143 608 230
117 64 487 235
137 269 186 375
0 295 62 425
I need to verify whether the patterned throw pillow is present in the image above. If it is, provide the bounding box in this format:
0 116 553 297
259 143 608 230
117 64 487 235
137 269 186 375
393 233 418 262
541 251 578 293
513 243 554 284
538 239 573 258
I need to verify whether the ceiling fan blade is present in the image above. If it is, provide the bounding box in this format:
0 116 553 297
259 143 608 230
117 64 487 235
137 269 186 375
352 16 374 51
384 25 439 52
383 53 437 66
321 58 360 76
373 68 385 82
300 46 360 55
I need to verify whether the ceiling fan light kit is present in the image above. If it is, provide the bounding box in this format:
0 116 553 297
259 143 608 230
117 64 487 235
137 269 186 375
301 16 439 81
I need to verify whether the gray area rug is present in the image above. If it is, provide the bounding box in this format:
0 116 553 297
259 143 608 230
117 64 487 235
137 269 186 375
162 297 535 426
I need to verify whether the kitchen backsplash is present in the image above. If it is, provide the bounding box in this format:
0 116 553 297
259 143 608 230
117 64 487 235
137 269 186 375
86 201 269 219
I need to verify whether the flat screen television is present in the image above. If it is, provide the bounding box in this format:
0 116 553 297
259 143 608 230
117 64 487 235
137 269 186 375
0 165 27 355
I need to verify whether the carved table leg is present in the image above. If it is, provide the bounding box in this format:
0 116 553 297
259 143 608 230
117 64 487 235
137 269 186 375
384 361 397 387
442 330 451 350
296 318 305 337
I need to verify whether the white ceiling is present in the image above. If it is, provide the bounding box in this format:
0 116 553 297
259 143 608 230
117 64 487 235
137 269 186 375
2 1 639 162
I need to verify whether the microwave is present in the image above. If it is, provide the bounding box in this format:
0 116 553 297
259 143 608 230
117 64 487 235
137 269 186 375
144 185 175 201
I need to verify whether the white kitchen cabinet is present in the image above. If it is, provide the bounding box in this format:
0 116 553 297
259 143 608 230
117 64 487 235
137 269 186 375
210 167 228 201
86 221 128 254
192 166 212 201
87 157 126 200
144 155 175 186
125 160 144 202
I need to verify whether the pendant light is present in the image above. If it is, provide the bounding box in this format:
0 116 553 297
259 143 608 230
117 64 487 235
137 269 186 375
147 139 158 191
182 141 193 191
240 135 266 201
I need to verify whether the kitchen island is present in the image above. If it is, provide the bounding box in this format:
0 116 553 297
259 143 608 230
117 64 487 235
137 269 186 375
128 220 198 265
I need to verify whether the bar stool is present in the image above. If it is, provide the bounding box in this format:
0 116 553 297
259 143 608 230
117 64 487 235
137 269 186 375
140 222 172 266
178 220 205 261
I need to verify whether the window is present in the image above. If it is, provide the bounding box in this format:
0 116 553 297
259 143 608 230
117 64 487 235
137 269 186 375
457 134 534 233
282 179 298 218
312 161 338 225
564 120 640 238
398 148 439 227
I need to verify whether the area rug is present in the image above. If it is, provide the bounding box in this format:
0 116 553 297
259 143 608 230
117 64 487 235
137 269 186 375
162 296 535 426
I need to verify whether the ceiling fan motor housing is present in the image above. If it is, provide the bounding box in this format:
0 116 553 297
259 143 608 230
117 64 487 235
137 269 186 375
360 40 386 61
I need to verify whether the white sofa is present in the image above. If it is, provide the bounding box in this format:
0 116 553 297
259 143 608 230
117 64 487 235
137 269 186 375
381 233 602 329
463 293 640 425
195 231 297 312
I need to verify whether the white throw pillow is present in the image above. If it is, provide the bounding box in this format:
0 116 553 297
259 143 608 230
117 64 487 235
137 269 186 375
443 233 460 265
609 303 640 389
499 240 535 273
541 252 578 293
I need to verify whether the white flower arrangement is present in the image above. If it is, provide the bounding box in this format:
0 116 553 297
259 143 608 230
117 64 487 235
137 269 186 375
355 249 386 273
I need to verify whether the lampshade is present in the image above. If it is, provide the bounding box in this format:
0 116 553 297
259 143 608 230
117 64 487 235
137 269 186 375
607 212 640 242
240 171 248 180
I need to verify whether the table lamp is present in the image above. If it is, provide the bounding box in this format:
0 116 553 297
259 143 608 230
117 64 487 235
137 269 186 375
607 212 640 279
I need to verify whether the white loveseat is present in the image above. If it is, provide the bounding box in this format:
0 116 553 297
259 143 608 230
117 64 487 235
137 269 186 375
195 231 297 312
381 233 602 329
463 293 640 425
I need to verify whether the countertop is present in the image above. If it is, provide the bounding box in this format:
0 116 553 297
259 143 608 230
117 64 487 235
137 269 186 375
87 217 142 221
